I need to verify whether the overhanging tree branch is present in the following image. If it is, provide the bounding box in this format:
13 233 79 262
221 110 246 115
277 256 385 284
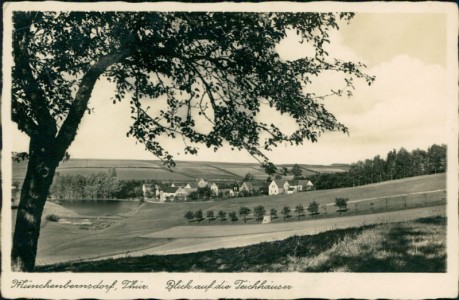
54 50 131 159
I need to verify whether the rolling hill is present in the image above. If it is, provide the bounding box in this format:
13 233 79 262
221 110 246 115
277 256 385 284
12 158 350 183
34 173 446 265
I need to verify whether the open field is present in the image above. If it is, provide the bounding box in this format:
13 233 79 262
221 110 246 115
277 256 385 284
12 158 350 183
32 173 446 266
36 215 446 272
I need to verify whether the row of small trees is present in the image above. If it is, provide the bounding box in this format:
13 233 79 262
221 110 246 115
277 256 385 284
184 198 349 224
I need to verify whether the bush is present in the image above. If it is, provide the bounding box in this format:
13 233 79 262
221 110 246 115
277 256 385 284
194 209 203 221
184 211 194 223
206 210 215 223
46 214 60 222
335 197 349 211
229 211 238 222
218 210 227 223
270 208 277 218
307 200 319 215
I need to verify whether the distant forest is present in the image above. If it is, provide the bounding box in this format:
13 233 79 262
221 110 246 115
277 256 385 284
307 144 446 190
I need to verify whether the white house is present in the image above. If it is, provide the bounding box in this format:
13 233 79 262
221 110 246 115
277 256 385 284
268 180 289 195
197 178 208 188
297 179 314 191
209 183 219 196
240 182 254 192
185 182 199 194
160 186 179 202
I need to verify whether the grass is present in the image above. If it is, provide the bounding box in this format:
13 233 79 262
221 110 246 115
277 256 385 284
32 173 446 265
36 215 446 272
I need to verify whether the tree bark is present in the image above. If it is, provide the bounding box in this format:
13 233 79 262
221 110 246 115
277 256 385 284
12 137 59 272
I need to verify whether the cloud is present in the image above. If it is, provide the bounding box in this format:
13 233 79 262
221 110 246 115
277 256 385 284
281 54 449 164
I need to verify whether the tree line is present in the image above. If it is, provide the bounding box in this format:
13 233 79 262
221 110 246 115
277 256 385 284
183 199 348 224
308 144 446 190
51 168 150 200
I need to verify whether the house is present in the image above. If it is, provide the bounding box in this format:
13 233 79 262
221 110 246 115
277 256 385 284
219 188 239 198
197 178 208 188
240 182 254 192
231 181 240 192
268 180 289 195
297 179 314 191
185 182 199 194
209 183 219 196
289 180 301 192
160 186 179 202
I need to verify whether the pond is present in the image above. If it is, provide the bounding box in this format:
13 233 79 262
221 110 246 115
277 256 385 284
59 200 141 216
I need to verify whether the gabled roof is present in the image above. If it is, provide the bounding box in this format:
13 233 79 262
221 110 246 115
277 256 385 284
187 182 199 188
143 183 153 188
290 179 301 186
176 186 187 193
273 179 289 186
298 179 313 186
162 187 179 193
242 182 254 189
209 182 218 187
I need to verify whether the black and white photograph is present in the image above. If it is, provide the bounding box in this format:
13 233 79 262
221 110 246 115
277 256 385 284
2 1 458 299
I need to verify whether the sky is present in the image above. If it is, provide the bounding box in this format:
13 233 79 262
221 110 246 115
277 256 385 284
11 13 452 165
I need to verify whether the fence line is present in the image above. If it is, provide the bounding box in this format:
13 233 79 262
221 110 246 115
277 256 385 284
325 189 446 206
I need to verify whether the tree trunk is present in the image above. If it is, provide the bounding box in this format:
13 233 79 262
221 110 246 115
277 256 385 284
12 139 59 271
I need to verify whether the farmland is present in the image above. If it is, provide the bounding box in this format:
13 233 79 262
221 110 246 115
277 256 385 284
33 173 446 266
12 158 349 183
37 215 446 272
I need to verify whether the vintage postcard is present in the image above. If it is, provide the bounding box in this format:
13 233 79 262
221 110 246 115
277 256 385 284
2 1 458 299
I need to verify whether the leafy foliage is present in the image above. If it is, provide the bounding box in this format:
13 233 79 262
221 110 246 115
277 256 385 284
13 12 373 168
243 173 255 182
335 197 348 211
253 205 266 220
281 206 291 220
307 200 319 215
239 206 251 223
309 144 446 190
295 204 305 219
206 210 215 222
229 211 238 222
291 164 303 178
184 211 194 222
50 168 125 200
218 210 226 223
194 209 203 221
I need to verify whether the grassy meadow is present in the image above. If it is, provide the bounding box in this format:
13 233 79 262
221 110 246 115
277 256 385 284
36 215 446 272
34 173 446 266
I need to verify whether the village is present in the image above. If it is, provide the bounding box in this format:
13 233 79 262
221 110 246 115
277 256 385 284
143 177 314 202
